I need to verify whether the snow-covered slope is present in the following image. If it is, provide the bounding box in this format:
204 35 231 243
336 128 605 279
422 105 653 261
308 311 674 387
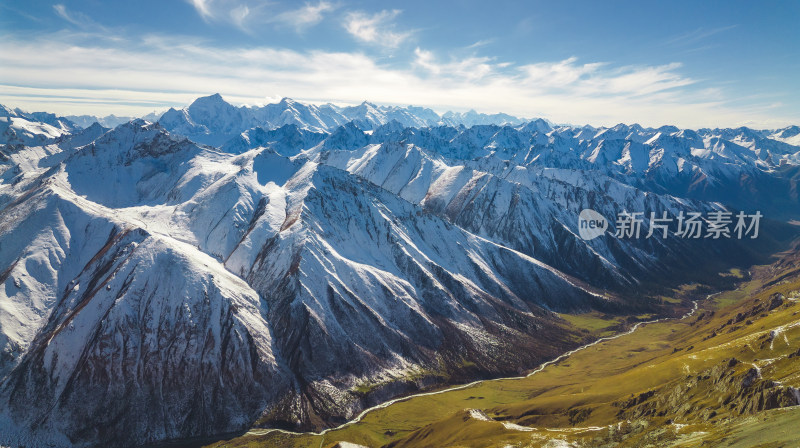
1 106 79 146
65 113 152 129
220 124 327 155
441 109 529 127
300 120 800 221
1 100 799 447
314 139 789 292
0 120 609 447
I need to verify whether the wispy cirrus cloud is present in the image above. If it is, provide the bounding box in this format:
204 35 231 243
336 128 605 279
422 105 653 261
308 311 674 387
185 0 268 30
273 1 336 31
229 4 251 29
466 39 494 49
519 57 694 97
184 0 334 33
187 0 214 20
413 48 500 81
52 4 108 31
343 9 412 48
665 25 739 46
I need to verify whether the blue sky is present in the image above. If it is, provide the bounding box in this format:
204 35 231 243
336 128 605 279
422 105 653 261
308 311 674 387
0 0 798 127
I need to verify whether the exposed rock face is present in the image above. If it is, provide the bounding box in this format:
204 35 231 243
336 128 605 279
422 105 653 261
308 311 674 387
613 356 800 424
3 228 289 446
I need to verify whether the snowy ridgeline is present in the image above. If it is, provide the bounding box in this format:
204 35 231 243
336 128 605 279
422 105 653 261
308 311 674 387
0 98 799 447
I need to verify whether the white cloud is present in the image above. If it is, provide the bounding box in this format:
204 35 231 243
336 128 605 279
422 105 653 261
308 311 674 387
52 4 106 31
185 0 269 30
53 4 77 25
0 32 796 128
516 58 694 98
274 1 335 31
184 0 333 32
665 25 738 46
344 9 411 48
521 57 605 89
414 48 495 81
230 4 250 28
466 39 494 49
187 0 214 20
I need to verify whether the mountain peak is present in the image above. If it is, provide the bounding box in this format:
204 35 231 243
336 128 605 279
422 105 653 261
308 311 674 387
0 104 15 117
777 125 800 139
190 93 228 107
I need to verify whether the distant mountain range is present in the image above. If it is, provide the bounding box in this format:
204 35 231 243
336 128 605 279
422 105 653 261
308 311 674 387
156 94 535 146
0 95 799 447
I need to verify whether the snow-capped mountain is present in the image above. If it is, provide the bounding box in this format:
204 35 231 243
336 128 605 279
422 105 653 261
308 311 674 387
1 98 799 447
1 105 79 147
220 123 327 155
154 94 800 221
441 109 529 127
65 114 135 129
65 111 165 129
156 94 532 146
